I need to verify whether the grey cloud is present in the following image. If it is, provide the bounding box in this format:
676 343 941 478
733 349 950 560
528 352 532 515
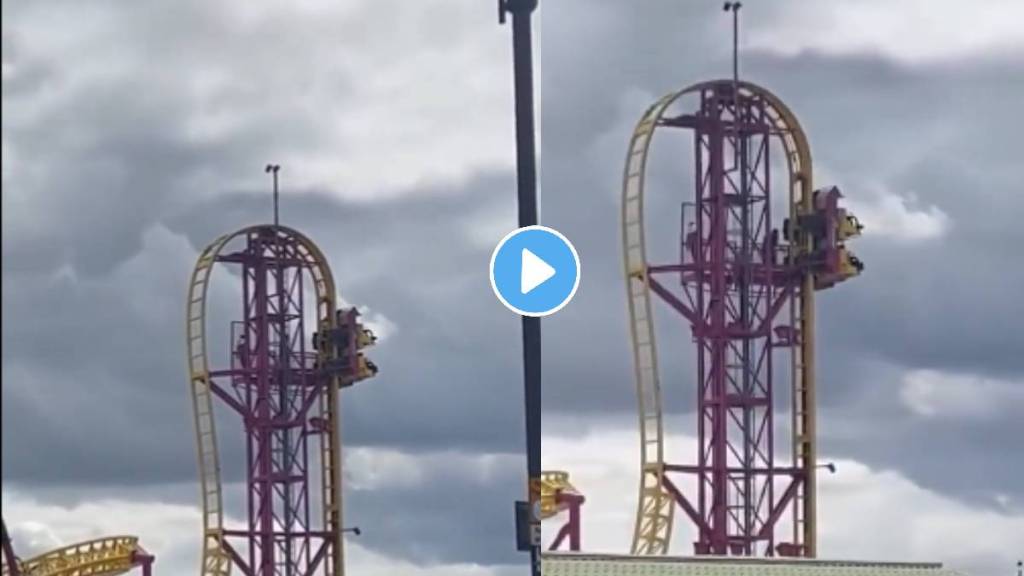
5 0 1024 570
2 173 530 485
346 453 525 566
3 0 526 568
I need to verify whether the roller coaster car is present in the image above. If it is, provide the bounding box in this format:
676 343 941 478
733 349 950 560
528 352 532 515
841 249 864 275
838 213 863 241
815 247 864 290
312 323 375 352
355 355 378 380
357 327 377 348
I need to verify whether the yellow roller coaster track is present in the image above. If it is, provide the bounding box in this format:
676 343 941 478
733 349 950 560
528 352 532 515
622 80 817 557
186 225 345 576
2 537 153 576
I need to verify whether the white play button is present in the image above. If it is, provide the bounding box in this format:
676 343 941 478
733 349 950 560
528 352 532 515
520 248 556 294
490 225 580 317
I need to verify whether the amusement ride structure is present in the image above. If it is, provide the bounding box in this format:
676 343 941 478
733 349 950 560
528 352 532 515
3 174 374 576
540 5 864 566
621 76 862 557
185 216 376 576
2 521 154 576
540 472 585 552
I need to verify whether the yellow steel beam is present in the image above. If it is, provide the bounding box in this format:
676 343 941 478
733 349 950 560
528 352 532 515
4 537 149 576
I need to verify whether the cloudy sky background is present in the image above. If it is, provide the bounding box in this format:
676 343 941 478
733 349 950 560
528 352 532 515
2 1 1023 576
539 2 1024 576
4 1 527 575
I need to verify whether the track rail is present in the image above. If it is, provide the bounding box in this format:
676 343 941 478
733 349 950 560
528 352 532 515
622 80 815 555
2 537 152 576
186 225 344 576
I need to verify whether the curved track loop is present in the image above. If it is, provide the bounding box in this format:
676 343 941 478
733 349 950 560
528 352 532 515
622 80 814 555
2 537 150 576
186 225 344 576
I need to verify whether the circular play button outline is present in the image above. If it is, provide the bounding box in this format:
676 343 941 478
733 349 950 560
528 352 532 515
489 225 581 317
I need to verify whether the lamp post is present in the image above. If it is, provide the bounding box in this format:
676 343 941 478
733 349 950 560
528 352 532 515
499 1 541 574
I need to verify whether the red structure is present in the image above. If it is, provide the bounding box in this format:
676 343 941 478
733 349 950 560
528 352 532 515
663 84 798 556
187 225 376 576
547 492 584 552
2 520 19 576
540 471 585 552
622 80 862 557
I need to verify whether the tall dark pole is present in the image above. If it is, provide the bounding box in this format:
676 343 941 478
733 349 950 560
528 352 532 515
266 164 281 228
724 3 741 89
499 1 541 574
724 2 742 154
264 162 291 570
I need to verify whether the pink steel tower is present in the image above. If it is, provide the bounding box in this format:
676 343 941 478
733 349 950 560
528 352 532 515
664 84 801 556
622 80 863 558
187 225 376 576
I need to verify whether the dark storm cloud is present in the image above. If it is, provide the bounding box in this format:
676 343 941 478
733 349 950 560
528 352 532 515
2 152 528 564
538 0 1024 508
346 452 525 566
2 174 528 482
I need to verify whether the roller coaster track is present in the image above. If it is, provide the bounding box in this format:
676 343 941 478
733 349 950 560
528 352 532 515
622 80 816 556
1 537 153 576
186 225 344 576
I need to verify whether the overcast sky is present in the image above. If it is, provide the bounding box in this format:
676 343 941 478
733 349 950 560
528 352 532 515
2 2 1023 576
3 1 526 575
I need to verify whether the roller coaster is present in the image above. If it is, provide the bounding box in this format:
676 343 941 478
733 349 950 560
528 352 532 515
3 222 374 576
1 525 153 576
622 79 861 557
185 224 375 576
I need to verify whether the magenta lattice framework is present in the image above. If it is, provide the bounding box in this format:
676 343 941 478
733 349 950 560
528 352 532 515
205 229 340 576
649 85 807 556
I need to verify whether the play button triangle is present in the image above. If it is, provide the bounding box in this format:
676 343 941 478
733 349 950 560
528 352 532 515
521 248 556 294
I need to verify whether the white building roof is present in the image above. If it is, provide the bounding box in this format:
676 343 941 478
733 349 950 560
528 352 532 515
542 553 968 576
